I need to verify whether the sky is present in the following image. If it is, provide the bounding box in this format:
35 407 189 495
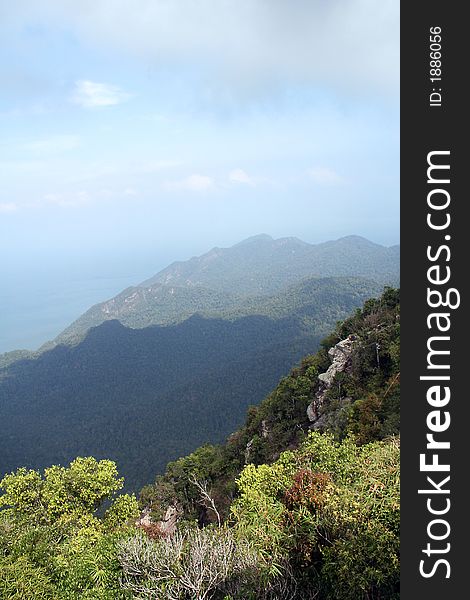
0 0 399 352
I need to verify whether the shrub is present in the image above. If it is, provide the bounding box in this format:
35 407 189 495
231 433 400 599
0 457 138 599
118 526 260 600
0 556 55 599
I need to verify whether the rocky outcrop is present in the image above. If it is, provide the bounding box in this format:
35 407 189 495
261 420 269 439
157 504 181 538
244 419 270 463
136 503 182 539
307 335 356 425
135 506 152 528
244 438 254 464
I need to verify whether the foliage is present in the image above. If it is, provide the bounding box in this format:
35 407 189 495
0 556 56 599
118 526 261 600
118 524 316 600
0 289 401 599
104 494 140 530
232 433 400 599
0 458 138 599
0 457 123 520
141 288 400 523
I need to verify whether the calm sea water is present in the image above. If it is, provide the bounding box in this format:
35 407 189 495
0 271 151 354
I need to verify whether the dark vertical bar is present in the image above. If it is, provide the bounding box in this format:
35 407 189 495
401 2 466 597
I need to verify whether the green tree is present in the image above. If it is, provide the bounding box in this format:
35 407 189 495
231 433 400 599
0 457 124 522
0 457 138 599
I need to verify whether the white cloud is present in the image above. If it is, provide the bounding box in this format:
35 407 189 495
71 80 131 108
14 1 398 98
307 166 343 185
229 168 255 186
123 187 138 196
164 174 215 192
0 202 18 213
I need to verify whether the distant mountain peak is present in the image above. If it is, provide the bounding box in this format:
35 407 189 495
234 234 274 246
335 234 379 245
273 235 309 247
338 234 369 241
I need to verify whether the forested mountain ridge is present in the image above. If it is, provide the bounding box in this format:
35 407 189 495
0 289 400 599
139 287 400 524
50 275 383 348
141 234 399 292
0 277 382 491
0 234 398 366
46 234 398 350
63 234 398 343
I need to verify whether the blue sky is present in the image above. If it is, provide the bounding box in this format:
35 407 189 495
0 1 399 351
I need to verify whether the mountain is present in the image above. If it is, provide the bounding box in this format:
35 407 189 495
0 233 398 489
0 290 400 600
141 234 399 292
50 284 241 348
42 234 399 349
0 277 382 491
140 287 400 523
136 287 400 598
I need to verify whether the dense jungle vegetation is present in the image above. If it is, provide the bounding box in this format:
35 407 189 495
0 288 400 599
0 277 383 491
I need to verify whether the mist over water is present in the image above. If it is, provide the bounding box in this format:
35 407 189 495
0 248 178 354
0 239 238 353
1 273 142 353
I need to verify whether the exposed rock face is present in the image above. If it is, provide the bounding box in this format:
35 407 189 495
244 438 254 464
158 504 181 538
135 507 152 528
318 336 355 386
136 503 182 539
310 397 352 431
306 402 318 422
261 420 269 439
244 421 269 463
307 335 356 424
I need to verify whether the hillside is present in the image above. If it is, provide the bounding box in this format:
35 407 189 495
0 235 398 368
0 289 400 600
51 274 383 349
135 287 400 597
139 287 400 523
45 234 398 350
142 234 399 293
0 277 380 491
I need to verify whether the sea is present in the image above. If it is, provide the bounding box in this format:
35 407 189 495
0 270 153 354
